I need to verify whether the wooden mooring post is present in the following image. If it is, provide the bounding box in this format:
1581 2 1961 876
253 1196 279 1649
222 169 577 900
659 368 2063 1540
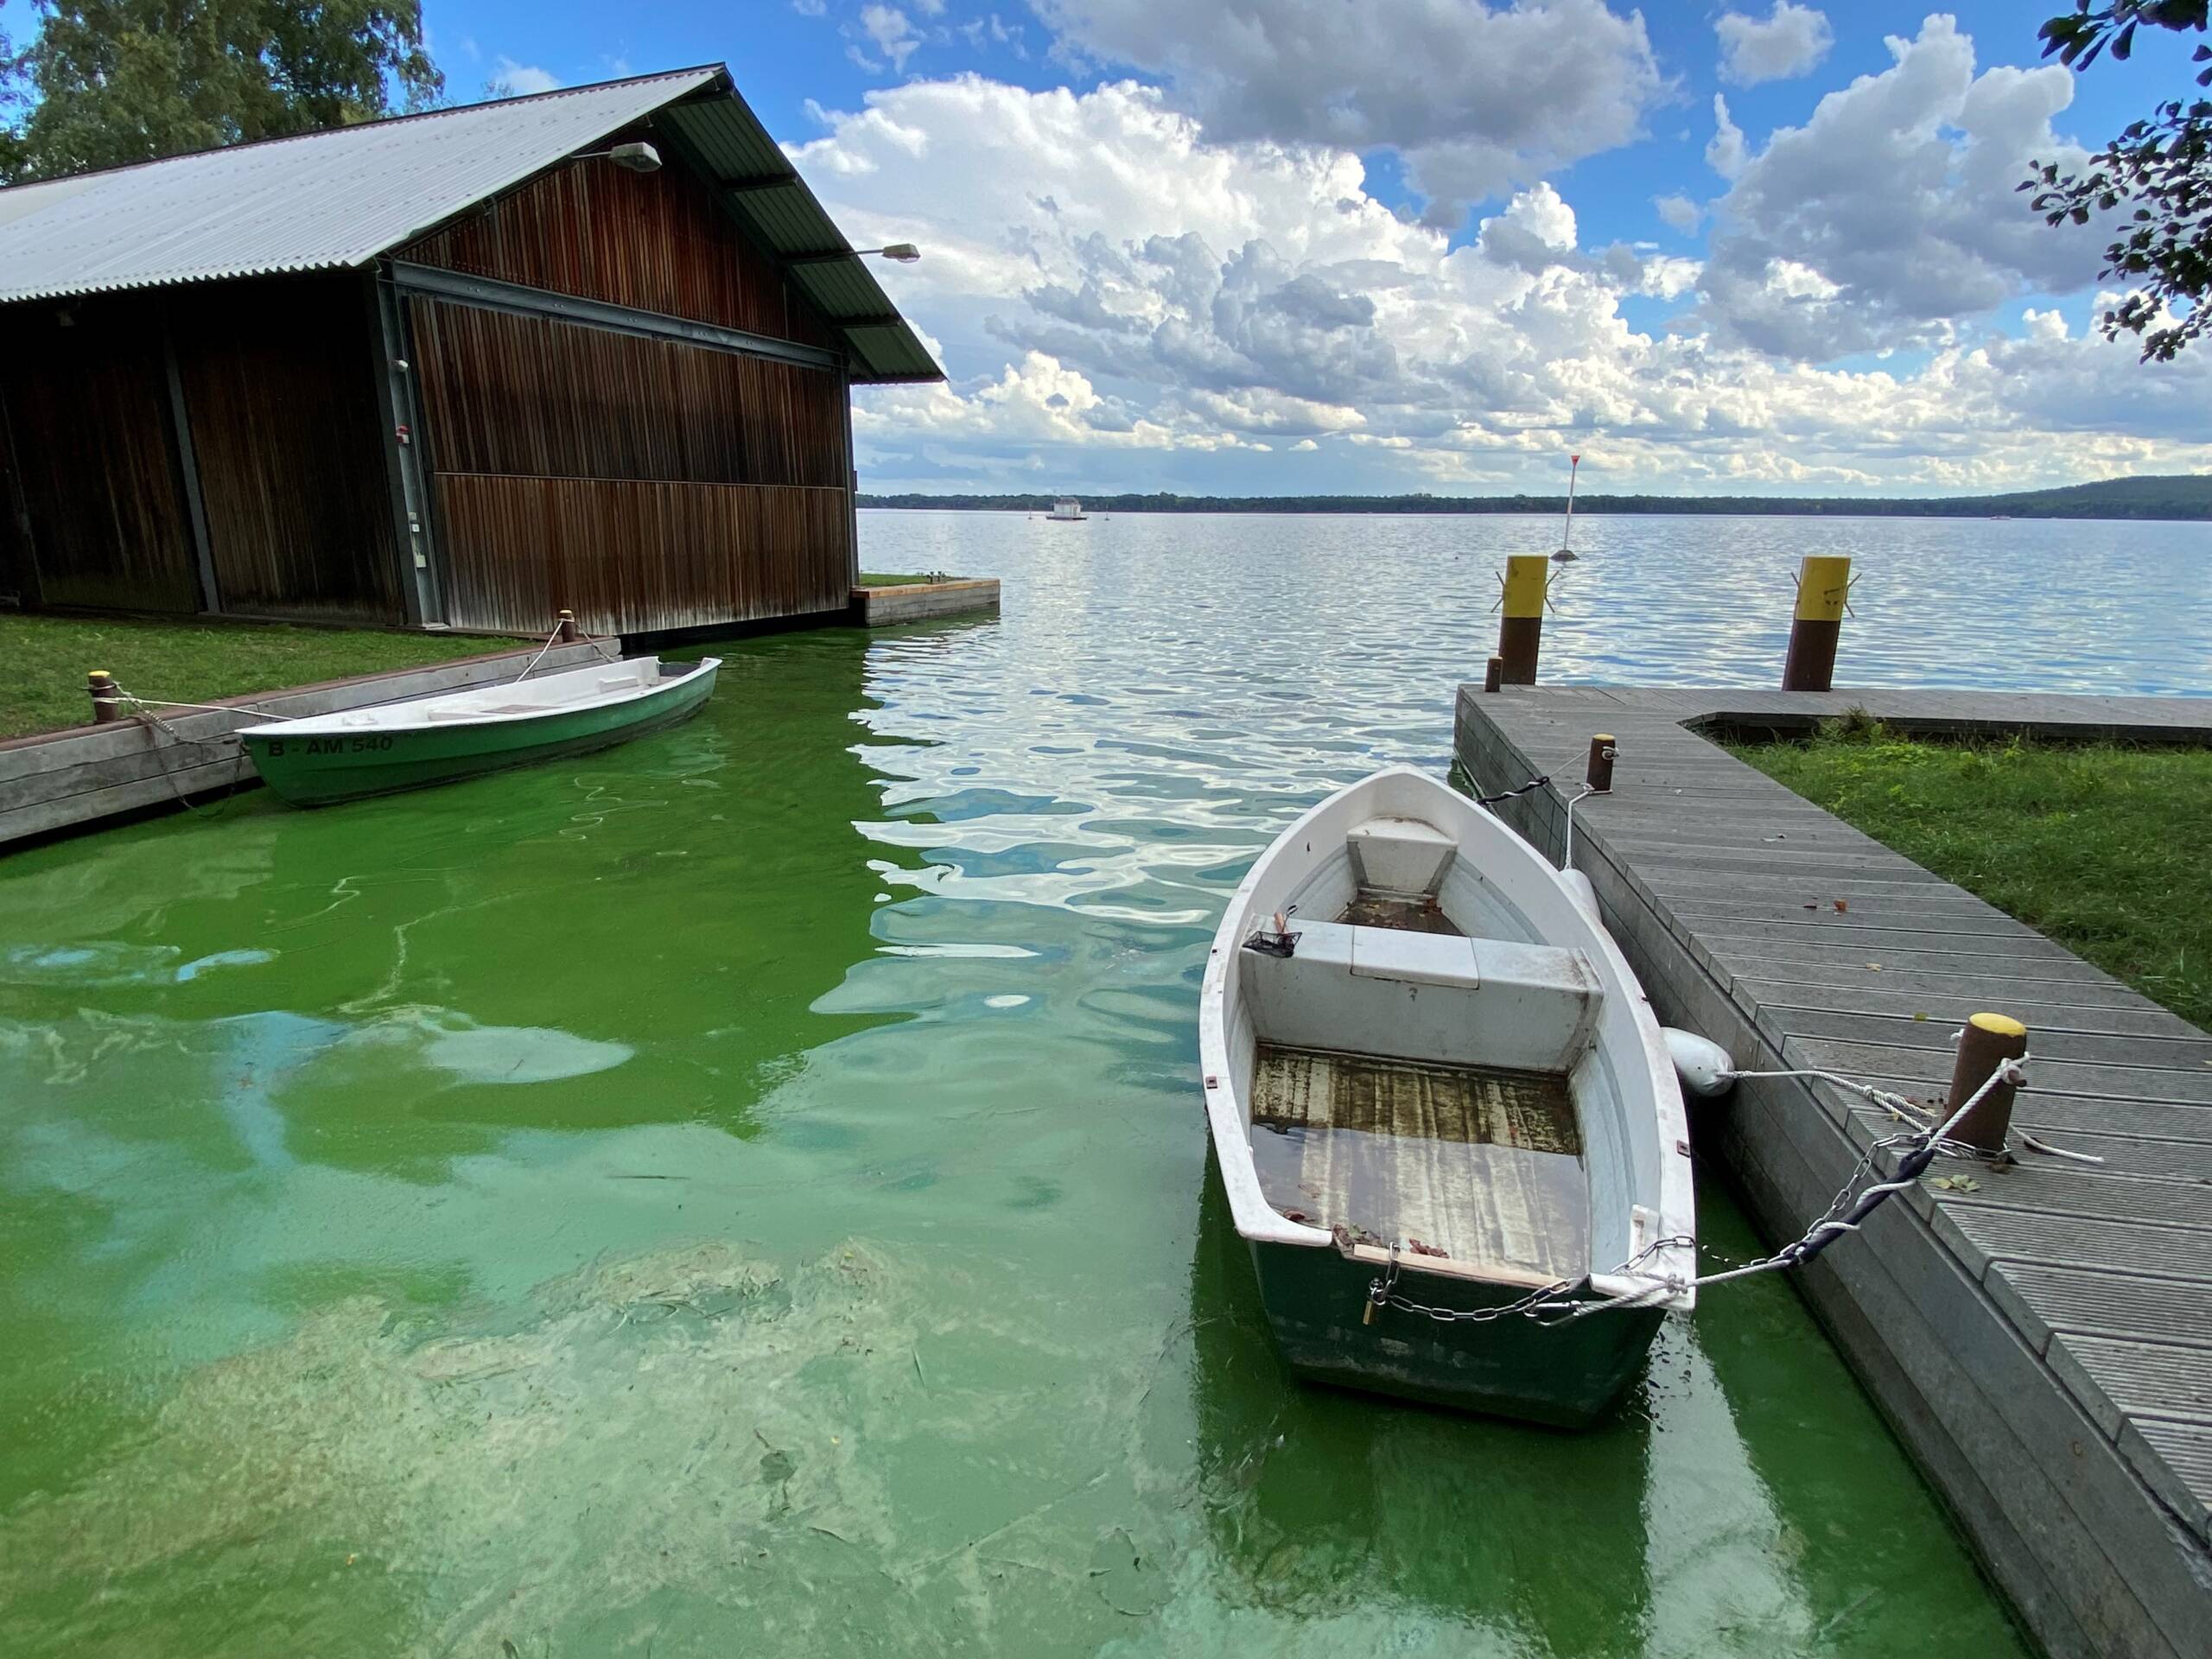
1484 656 1503 694
556 609 581 644
1782 555 1849 691
1586 734 1615 792
1497 555 1547 685
1947 1012 2028 1153
87 670 120 723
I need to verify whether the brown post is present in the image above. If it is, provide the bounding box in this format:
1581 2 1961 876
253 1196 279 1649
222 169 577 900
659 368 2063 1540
1484 656 1503 694
556 609 580 644
1497 555 1547 686
1586 734 1616 792
1945 1012 2027 1153
88 670 120 723
1782 555 1849 692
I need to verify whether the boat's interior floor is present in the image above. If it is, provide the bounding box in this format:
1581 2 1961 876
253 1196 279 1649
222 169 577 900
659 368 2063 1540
1335 889 1462 934
1250 1043 1587 1281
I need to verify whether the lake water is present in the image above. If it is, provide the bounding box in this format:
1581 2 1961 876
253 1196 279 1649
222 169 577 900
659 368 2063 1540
5 511 2204 1656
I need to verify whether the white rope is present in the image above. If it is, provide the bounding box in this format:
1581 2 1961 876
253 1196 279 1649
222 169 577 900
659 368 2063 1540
509 624 569 685
105 689 288 723
511 622 621 684
1720 1059 2102 1165
1562 782 1598 868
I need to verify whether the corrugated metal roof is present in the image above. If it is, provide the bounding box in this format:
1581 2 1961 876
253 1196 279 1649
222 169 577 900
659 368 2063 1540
0 64 943 385
656 96 941 383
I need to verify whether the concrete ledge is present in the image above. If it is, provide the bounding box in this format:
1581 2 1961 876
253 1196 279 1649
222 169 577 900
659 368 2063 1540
1454 683 2212 1659
850 578 1000 627
0 641 609 849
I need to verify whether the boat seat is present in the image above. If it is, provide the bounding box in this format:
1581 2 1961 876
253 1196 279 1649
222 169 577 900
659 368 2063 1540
1346 815 1456 896
1244 918 1600 1074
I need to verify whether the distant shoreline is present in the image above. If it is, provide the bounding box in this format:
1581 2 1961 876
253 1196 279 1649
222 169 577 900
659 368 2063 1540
856 476 2212 524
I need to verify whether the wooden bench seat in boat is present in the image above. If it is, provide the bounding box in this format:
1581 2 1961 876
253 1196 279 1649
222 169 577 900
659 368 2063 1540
1243 918 1601 1075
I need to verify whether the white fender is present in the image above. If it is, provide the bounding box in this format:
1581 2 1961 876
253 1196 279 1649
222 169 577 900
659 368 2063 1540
1559 868 1602 925
1663 1027 1737 1097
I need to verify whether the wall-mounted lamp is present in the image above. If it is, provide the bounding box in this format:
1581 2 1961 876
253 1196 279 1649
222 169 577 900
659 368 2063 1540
572 140 662 174
854 244 922 264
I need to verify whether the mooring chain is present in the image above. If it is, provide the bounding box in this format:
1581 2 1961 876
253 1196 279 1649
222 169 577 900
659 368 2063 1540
98 683 258 813
1361 1058 2030 1329
1364 1245 1581 1325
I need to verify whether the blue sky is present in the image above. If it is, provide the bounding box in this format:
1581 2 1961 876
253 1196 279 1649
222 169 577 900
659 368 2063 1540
414 3 2211 496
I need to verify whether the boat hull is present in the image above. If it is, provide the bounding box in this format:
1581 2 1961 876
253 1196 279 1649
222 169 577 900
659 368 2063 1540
242 663 718 806
1249 1236 1662 1427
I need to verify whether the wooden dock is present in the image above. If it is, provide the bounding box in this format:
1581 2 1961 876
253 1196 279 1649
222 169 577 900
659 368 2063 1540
850 577 1001 627
1454 684 2212 1659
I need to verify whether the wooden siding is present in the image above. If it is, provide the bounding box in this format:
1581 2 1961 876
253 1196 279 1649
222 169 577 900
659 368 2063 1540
400 132 842 353
0 298 199 613
409 302 847 489
410 293 855 637
170 277 402 622
434 475 852 635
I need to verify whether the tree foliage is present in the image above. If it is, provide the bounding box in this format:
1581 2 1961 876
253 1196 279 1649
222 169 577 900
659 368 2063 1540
2025 2 2212 360
0 0 442 183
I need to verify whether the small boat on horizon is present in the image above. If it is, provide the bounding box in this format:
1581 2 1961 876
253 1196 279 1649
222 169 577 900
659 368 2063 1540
240 655 720 806
1196 765 1696 1427
1046 497 1089 522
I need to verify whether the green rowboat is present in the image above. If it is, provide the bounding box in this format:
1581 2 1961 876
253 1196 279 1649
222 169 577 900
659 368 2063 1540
240 656 720 807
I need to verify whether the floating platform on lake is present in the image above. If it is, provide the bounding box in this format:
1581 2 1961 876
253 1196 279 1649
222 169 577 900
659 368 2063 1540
1455 683 2212 1659
849 577 1001 627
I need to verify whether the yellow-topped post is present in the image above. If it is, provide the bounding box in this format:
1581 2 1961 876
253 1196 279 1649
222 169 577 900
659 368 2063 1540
87 670 120 723
1946 1012 2027 1153
1497 554 1548 685
1782 554 1850 691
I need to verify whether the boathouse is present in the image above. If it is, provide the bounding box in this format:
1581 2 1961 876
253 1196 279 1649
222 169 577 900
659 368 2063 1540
0 67 940 639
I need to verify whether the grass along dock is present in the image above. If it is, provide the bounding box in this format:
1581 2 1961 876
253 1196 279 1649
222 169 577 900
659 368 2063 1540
1454 683 2212 1659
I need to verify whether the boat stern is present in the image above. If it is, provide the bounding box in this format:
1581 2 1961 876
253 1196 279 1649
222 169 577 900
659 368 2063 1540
1248 1236 1664 1428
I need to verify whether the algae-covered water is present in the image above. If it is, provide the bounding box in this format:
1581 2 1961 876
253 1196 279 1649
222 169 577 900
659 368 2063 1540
10 509 2181 1656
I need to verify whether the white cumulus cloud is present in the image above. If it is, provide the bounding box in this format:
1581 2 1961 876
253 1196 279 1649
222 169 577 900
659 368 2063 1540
1696 15 2107 359
1716 2 1834 87
491 56 560 96
1031 0 1666 226
855 5 922 73
783 69 2210 494
1707 95 1748 181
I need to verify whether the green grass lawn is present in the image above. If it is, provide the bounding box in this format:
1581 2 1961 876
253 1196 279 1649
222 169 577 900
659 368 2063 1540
856 571 950 587
1731 721 2211 1029
0 614 518 740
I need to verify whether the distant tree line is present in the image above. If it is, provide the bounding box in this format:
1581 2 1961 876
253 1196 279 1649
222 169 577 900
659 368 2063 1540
857 475 2212 522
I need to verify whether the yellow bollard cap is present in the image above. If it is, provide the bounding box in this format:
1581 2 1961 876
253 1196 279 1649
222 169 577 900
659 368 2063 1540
89 669 111 679
1793 556 1851 623
1502 555 1549 618
1969 1012 2027 1039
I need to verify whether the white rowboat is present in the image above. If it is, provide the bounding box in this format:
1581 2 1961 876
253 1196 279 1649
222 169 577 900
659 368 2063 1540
1196 765 1696 1424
